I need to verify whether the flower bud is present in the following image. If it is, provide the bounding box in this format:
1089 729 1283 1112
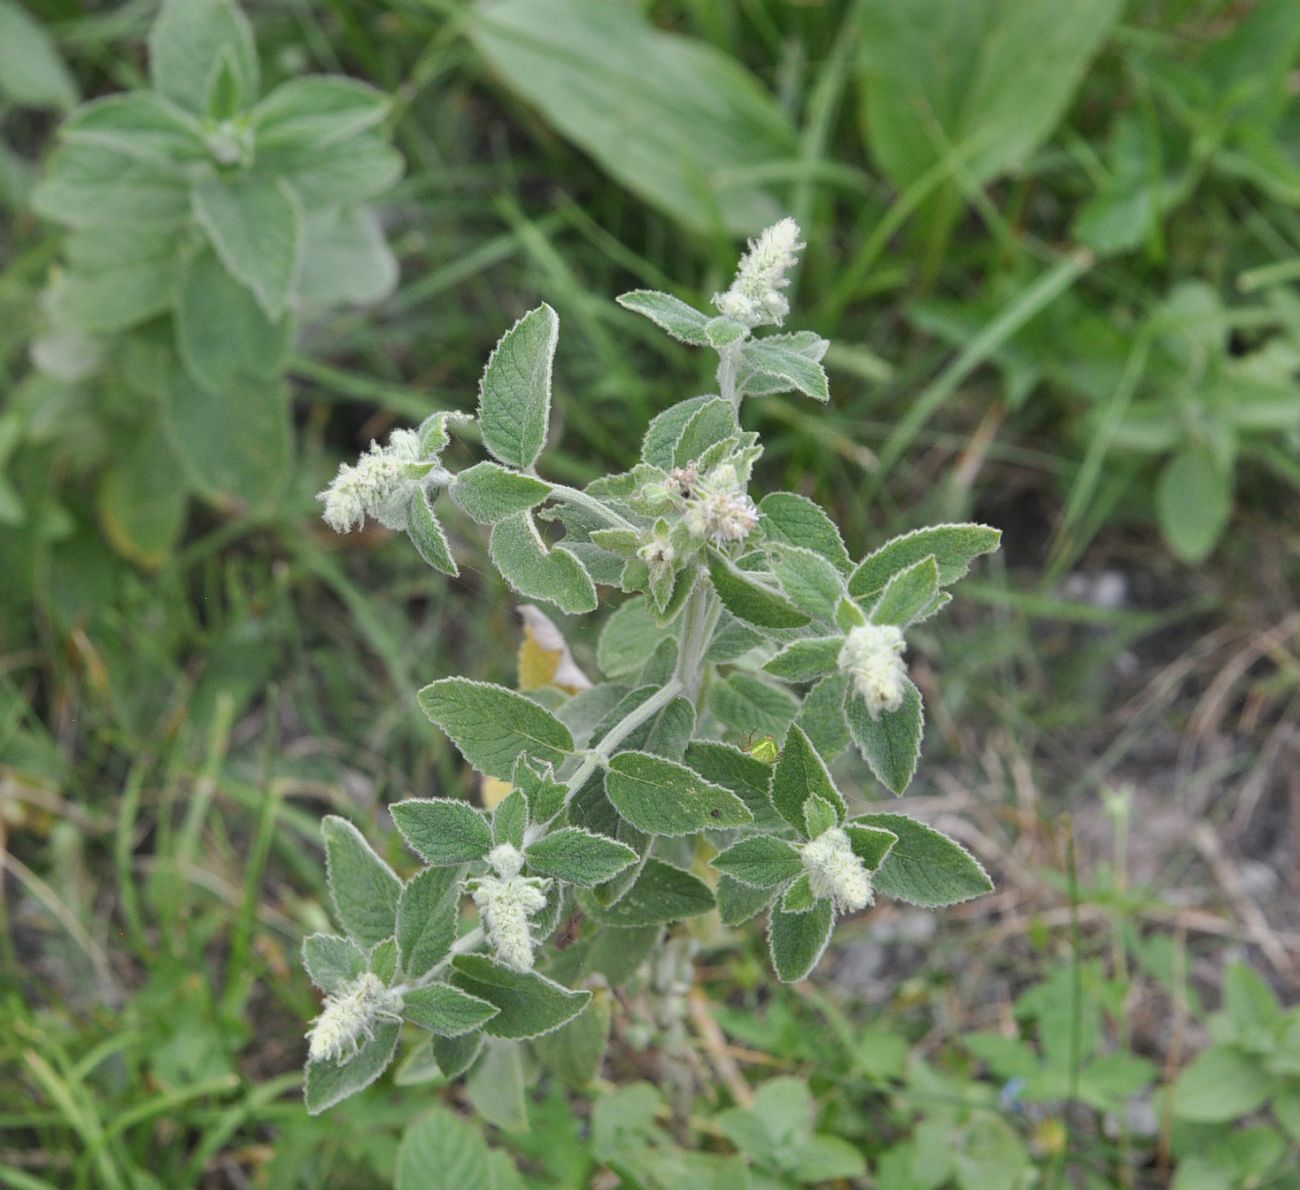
470 845 552 972
318 428 425 534
838 623 908 719
306 972 402 1064
713 218 805 329
801 828 873 913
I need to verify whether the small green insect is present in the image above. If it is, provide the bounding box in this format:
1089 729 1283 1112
745 734 781 765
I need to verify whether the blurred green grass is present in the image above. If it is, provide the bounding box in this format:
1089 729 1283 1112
2 0 1299 1186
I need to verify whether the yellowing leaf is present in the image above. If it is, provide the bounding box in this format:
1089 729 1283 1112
516 604 591 694
480 776 514 813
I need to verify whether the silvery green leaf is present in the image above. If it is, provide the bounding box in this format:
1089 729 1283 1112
532 986 612 1088
869 555 941 627
802 794 838 840
857 813 992 907
616 290 711 345
403 983 500 1037
302 933 367 993
683 740 783 832
391 797 492 866
568 542 632 593
297 206 398 307
770 544 844 620
257 134 404 208
417 677 574 780
583 924 661 983
641 394 715 468
407 489 458 576
397 866 460 978
417 410 471 457
322 815 402 947
717 873 777 925
708 672 799 740
847 523 1001 601
673 397 736 468
392 1038 441 1087
450 955 591 1040
149 0 258 116
845 679 924 796
451 461 551 524
710 835 803 888
192 173 302 318
707 613 765 663
706 548 810 630
768 898 834 982
251 76 390 151
596 596 663 679
771 725 846 836
844 822 898 871
305 1021 400 1115
467 1039 529 1132
61 92 206 164
489 511 598 615
513 754 569 824
0 0 78 110
739 335 830 401
395 1106 491 1190
177 245 291 391
763 636 842 682
524 827 638 886
49 253 177 335
478 303 558 469
32 141 190 227
368 937 399 983
780 872 817 913
579 858 714 926
605 751 752 836
759 492 852 574
493 790 528 849
432 1031 484 1080
705 316 747 348
794 672 850 759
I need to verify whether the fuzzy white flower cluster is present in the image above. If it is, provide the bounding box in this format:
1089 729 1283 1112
801 828 873 913
838 623 908 719
306 972 402 1064
713 217 805 328
682 463 759 544
470 844 551 973
318 428 424 534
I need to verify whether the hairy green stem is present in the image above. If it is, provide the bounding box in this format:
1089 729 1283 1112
546 483 637 530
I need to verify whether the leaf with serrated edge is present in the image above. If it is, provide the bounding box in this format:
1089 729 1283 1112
407 489 458 576
322 816 402 947
490 511 598 615
580 858 715 926
451 461 551 524
450 955 591 1040
763 637 842 682
524 827 638 886
857 813 992 907
768 899 834 982
402 982 499 1037
616 290 711 345
845 680 923 796
397 866 459 978
711 835 804 888
477 304 558 469
848 523 1001 600
305 1022 400 1114
706 548 810 630
771 725 846 835
605 751 753 836
870 555 939 627
391 798 492 865
302 933 367 993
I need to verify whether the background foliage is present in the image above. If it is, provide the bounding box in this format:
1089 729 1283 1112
1 0 1298 1186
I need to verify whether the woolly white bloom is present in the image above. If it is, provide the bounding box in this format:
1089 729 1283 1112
801 828 873 913
713 217 805 328
838 623 908 719
471 844 551 973
306 972 402 1064
682 464 759 544
318 428 424 534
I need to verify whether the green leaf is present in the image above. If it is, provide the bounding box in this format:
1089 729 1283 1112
1172 1045 1277 1122
641 395 715 469
683 740 783 832
490 511 598 615
717 873 776 925
763 636 842 682
711 835 803 888
321 815 401 947
48 229 181 334
466 1039 529 1132
97 423 188 568
524 828 638 886
706 548 811 630
452 461 551 524
1156 444 1233 563
418 677 574 780
616 290 711 346
597 597 664 679
581 858 715 926
532 987 612 1088
673 397 736 468
870 555 940 627
168 371 292 511
468 0 796 235
859 0 1121 191
513 755 568 825
305 1022 400 1115
450 955 591 1040
795 672 850 759
759 492 851 574
740 337 829 401
407 489 458 577
368 938 399 984
396 866 460 979
803 795 838 841
403 983 500 1038
61 93 205 164
844 822 898 871
33 141 189 227
848 523 1002 601
431 1031 484 1081
478 303 558 470
781 872 816 913
771 545 843 619
391 798 492 866
859 813 993 907
493 790 528 849
771 725 846 835
301 933 367 993
251 76 390 150
149 0 258 117
845 681 924 796
297 206 398 307
176 246 292 392
396 1108 491 1190
257 133 404 208
768 899 834 982
0 0 78 110
708 672 799 740
605 751 753 836
192 173 302 318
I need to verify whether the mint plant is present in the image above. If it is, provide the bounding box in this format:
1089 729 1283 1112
19 0 400 565
305 220 999 1113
